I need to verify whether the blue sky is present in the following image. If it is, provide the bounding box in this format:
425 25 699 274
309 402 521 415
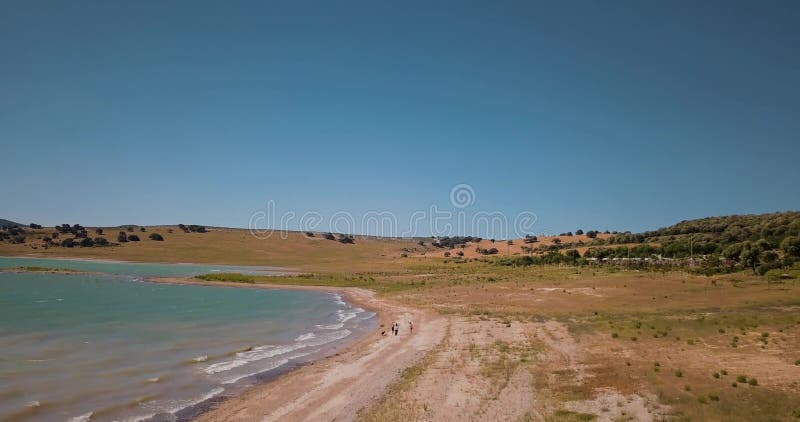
1 1 798 237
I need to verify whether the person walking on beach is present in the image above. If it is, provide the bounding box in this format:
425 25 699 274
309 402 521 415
409 321 413 334
393 322 399 336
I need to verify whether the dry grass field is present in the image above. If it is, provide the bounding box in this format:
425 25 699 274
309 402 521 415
3 228 800 420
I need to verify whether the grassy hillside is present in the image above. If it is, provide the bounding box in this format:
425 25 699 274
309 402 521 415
0 225 417 271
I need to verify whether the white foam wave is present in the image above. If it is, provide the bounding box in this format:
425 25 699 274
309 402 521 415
192 355 208 363
205 330 351 374
332 293 347 306
295 332 316 341
316 323 343 330
68 411 93 422
129 387 226 422
222 350 313 384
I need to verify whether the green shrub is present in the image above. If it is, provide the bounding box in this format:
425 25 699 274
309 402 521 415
675 370 683 378
195 273 256 283
736 375 748 383
713 372 720 379
748 378 758 386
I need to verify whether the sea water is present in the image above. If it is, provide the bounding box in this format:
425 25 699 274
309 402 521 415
0 257 375 421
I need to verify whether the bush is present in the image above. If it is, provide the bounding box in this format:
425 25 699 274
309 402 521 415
444 252 451 257
140 227 146 232
338 236 355 244
187 225 206 233
304 231 314 237
128 234 140 241
60 238 76 248
576 229 584 235
323 233 336 241
523 235 538 243
118 232 128 242
79 238 94 247
781 236 800 257
149 233 164 241
94 237 108 246
95 228 104 234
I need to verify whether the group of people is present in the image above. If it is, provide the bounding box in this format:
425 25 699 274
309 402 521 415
384 320 413 336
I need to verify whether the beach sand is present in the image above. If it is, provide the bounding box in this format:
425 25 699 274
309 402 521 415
150 277 447 421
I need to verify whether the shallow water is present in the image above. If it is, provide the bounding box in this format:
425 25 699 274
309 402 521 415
0 257 375 421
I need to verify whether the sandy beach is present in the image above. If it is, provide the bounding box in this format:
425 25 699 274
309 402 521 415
150 277 447 421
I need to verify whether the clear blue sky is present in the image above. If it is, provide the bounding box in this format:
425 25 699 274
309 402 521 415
2 1 798 237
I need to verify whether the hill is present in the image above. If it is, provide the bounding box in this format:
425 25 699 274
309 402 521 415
0 219 23 228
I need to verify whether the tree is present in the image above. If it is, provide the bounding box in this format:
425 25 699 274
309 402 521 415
79 238 94 247
575 229 584 235
94 237 109 246
128 234 140 241
722 243 743 261
95 228 104 235
781 236 800 257
323 233 336 240
140 227 147 232
118 232 128 242
586 231 598 239
565 249 581 262
60 238 76 248
739 242 760 273
149 233 164 241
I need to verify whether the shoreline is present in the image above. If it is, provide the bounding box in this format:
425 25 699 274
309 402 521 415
1 256 447 421
149 277 446 422
0 253 298 273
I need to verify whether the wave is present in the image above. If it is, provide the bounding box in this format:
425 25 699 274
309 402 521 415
67 411 93 422
205 329 352 374
294 332 316 341
127 387 225 422
331 293 347 306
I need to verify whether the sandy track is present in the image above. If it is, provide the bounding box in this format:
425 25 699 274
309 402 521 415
176 281 448 422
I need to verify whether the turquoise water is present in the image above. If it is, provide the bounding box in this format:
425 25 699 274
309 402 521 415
0 258 374 422
0 256 288 277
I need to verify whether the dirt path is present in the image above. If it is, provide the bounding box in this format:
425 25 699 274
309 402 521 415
191 284 448 422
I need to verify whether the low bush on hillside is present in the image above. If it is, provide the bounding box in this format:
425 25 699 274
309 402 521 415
195 273 256 283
